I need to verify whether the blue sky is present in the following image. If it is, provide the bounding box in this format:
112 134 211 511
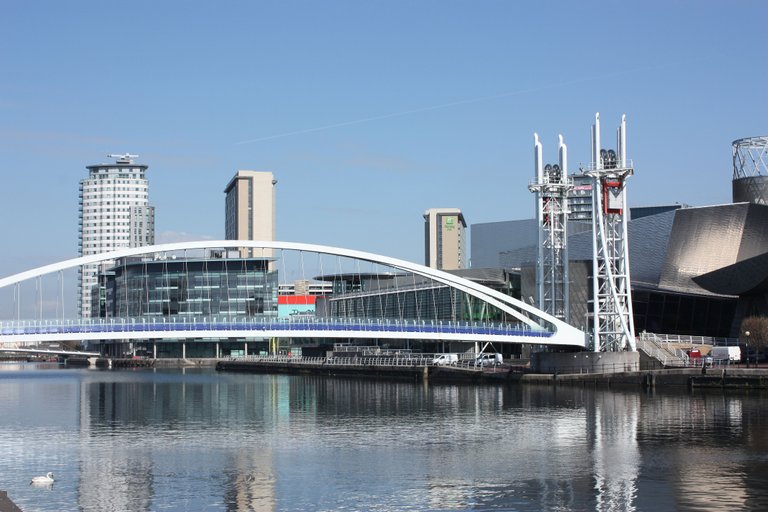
1 0 767 279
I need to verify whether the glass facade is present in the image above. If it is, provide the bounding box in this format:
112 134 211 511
100 257 278 319
329 286 467 321
326 272 521 324
568 174 593 222
632 289 736 337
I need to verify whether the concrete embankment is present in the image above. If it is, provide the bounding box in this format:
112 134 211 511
217 360 768 389
517 367 768 389
0 490 22 512
217 359 512 383
82 358 768 390
90 358 221 369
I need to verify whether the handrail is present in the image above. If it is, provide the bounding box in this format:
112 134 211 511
229 354 507 371
635 332 746 368
0 316 554 338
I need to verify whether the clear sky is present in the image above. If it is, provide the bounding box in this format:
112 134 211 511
2 0 767 279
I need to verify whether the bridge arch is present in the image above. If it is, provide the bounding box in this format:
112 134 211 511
0 240 585 347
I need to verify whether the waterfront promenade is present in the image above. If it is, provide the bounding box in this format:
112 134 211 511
214 356 768 389
84 353 768 389
0 491 21 512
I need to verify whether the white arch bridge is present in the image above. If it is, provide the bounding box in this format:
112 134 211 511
0 241 586 353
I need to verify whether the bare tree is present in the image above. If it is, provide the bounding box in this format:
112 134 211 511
740 316 768 362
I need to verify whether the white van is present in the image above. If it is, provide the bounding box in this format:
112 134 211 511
432 353 459 366
710 346 741 362
475 353 503 366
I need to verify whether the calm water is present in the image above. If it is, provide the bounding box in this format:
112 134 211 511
1 364 768 511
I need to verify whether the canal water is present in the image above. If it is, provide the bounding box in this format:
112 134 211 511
1 363 767 511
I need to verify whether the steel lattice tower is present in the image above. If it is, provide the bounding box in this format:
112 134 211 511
733 136 768 179
732 136 768 205
529 134 572 322
583 113 636 352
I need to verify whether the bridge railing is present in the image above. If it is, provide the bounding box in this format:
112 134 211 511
640 332 738 347
1 316 554 338
230 354 511 370
234 354 443 368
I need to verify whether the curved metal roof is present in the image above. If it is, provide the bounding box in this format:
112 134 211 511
693 252 768 296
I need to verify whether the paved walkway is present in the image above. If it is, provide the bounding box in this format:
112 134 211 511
0 491 22 512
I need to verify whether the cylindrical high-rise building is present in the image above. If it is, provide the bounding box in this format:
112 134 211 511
78 154 154 318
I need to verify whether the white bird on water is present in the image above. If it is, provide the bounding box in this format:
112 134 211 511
30 472 54 485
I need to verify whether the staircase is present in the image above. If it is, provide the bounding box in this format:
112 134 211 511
636 332 690 367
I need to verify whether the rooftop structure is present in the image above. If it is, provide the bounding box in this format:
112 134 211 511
732 136 768 205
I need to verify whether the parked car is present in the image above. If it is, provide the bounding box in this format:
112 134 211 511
475 353 503 367
432 353 458 366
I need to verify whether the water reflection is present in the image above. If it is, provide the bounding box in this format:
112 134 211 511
75 370 281 512
1 365 768 511
592 392 640 512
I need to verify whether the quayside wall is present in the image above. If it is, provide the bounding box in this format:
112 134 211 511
217 360 768 389
516 367 768 389
217 360 510 384
89 357 768 389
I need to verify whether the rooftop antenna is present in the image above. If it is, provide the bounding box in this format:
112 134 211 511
107 153 139 164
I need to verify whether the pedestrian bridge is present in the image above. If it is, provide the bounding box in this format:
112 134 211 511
0 240 587 350
0 316 554 344
0 347 100 357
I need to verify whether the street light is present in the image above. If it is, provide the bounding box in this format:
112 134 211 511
745 330 751 368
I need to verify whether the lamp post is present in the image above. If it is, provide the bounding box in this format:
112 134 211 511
745 330 751 368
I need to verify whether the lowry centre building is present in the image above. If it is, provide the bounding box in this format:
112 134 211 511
472 136 768 339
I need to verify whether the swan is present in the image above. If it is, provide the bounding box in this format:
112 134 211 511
30 472 54 485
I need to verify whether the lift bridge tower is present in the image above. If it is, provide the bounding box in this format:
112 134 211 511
529 134 572 322
583 113 636 351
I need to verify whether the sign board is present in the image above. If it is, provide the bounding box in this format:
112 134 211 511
278 295 316 318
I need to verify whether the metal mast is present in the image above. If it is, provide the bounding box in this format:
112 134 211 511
584 113 636 351
529 133 572 322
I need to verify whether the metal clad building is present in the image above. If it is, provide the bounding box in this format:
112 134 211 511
471 219 538 269
472 202 768 337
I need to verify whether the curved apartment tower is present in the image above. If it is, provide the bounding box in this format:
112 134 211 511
78 154 154 318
